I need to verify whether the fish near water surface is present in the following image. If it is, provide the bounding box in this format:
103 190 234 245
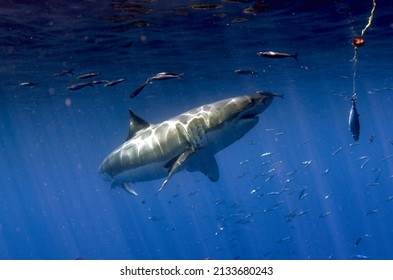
149 72 183 81
19 82 38 87
104 78 126 87
129 72 183 98
99 91 282 195
66 82 93 91
235 69 259 75
257 51 298 61
77 72 101 79
53 68 74 77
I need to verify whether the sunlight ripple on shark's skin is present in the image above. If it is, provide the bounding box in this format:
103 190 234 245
99 91 283 195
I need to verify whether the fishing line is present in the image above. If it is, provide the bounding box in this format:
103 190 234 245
351 0 376 92
361 0 376 37
348 0 376 141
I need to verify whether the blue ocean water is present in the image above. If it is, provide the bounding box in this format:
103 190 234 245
1 0 393 260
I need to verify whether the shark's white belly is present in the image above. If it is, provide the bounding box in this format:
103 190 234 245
112 160 168 184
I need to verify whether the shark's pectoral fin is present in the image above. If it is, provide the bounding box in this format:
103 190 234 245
156 148 195 196
186 152 219 182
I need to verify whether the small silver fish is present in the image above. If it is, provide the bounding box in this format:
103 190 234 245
296 210 310 217
66 82 93 90
366 207 379 215
349 142 360 147
91 80 109 85
257 51 298 61
286 169 298 177
149 72 183 81
382 155 393 161
77 72 101 79
234 69 258 75
277 236 292 243
298 188 308 200
285 178 295 184
354 237 362 247
360 157 371 169
357 155 369 161
261 152 275 157
19 82 38 87
129 79 149 98
266 191 280 196
351 254 369 259
319 211 332 218
147 216 162 221
53 68 74 77
129 72 183 98
104 78 126 87
332 147 342 156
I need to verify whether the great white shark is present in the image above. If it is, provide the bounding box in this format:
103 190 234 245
99 91 282 195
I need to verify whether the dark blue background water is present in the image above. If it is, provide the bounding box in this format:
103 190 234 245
1 0 393 260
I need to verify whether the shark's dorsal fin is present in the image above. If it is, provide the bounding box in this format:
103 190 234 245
126 109 150 141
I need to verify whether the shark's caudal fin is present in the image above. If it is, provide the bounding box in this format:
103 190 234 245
126 110 151 141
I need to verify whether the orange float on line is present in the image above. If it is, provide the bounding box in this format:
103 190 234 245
353 37 365 47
